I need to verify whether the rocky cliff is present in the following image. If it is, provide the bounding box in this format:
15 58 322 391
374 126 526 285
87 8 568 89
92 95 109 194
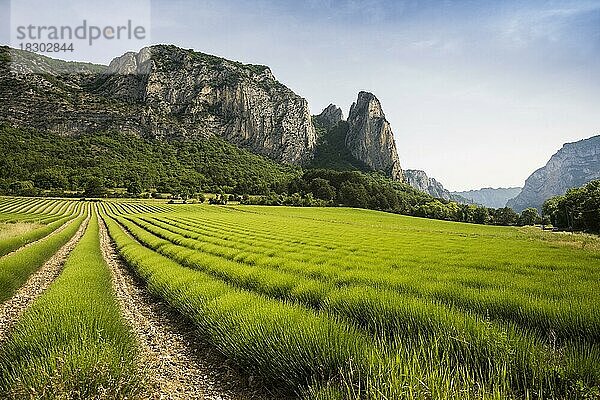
404 169 450 199
452 187 522 208
345 92 403 181
0 45 317 164
1 46 412 173
404 169 470 203
315 104 343 129
507 135 600 211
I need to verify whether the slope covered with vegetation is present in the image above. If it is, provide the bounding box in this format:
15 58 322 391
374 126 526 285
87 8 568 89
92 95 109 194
0 125 299 197
309 119 371 172
0 122 560 229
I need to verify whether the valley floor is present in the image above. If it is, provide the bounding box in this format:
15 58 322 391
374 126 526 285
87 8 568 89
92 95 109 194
0 197 598 399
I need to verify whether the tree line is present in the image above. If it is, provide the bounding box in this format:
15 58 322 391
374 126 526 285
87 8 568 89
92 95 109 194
6 124 584 230
243 169 543 227
543 180 600 233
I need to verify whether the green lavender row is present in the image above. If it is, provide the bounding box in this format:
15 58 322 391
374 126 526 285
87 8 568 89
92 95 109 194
0 212 143 399
0 213 86 302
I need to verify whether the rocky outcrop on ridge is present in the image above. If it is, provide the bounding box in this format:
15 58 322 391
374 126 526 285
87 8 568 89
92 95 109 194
345 92 403 180
507 135 600 211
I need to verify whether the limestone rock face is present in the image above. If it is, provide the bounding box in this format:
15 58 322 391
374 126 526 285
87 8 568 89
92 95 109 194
100 45 318 164
316 104 343 129
507 135 600 211
0 45 317 164
0 47 112 136
106 48 153 75
403 169 453 200
345 92 403 180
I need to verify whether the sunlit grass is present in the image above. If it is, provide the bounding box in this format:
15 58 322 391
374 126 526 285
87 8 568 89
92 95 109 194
0 222 42 239
0 215 85 302
0 213 143 399
0 198 597 398
103 204 600 398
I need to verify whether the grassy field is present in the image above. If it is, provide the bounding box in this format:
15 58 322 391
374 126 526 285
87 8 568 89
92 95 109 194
0 197 598 399
0 212 143 399
0 223 42 239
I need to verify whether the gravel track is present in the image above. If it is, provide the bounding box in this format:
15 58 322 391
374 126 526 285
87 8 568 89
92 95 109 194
98 217 283 400
0 215 89 344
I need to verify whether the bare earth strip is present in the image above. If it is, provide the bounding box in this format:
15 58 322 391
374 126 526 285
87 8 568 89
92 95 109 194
98 218 283 400
0 216 89 343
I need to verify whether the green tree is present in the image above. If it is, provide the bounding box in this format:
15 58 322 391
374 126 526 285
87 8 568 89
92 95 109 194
338 182 369 208
127 180 143 196
421 200 450 220
303 192 316 207
9 180 37 196
473 207 490 224
519 208 541 226
309 178 336 201
543 196 566 228
212 190 228 205
84 177 107 197
581 180 600 232
494 207 519 226
33 169 68 190
545 180 600 232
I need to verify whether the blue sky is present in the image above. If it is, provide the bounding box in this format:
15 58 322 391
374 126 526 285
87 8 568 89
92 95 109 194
2 0 600 190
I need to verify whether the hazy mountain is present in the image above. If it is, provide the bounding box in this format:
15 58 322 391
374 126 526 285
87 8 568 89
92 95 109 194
507 135 600 211
452 187 522 208
404 169 470 203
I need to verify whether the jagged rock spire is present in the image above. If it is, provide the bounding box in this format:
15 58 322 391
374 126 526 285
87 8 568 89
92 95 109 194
346 91 403 181
316 104 343 129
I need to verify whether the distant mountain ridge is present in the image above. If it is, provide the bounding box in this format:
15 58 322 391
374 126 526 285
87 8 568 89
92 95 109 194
452 187 522 208
404 169 451 200
403 169 470 203
507 135 600 211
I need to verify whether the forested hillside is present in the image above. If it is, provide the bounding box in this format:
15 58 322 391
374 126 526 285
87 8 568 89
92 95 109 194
0 125 299 197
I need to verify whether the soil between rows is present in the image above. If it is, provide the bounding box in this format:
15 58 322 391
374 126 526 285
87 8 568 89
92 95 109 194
98 216 287 400
0 215 90 344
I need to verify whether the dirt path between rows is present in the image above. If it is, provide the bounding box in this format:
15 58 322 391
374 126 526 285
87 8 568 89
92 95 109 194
0 215 90 344
98 217 283 400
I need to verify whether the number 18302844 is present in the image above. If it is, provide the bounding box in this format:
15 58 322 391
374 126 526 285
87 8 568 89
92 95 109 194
18 42 74 53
